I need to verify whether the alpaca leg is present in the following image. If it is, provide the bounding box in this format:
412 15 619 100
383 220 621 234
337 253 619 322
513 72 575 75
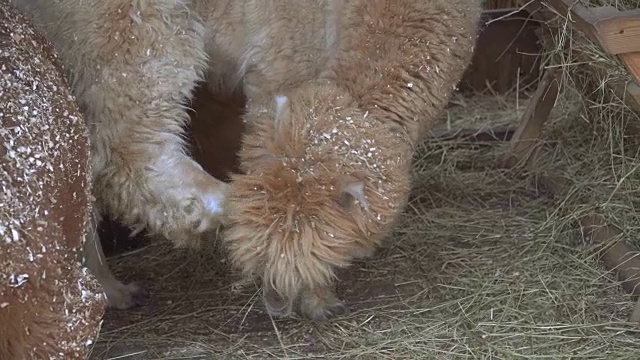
84 213 145 310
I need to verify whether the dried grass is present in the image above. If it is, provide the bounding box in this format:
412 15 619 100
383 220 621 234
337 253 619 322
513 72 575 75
89 2 640 358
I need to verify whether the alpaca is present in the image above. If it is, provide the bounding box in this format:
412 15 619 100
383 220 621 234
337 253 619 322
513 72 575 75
11 0 229 309
0 2 105 358
194 0 481 320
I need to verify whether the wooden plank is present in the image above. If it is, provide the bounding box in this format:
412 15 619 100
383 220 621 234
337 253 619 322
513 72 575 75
543 0 616 52
582 213 640 324
606 78 640 115
620 52 640 87
622 82 640 116
532 1 640 127
592 8 640 55
501 68 559 168
579 214 640 296
535 175 640 323
544 0 640 55
521 2 640 323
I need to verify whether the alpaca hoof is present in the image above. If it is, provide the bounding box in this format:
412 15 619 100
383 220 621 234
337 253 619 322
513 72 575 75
131 286 150 307
299 287 348 321
313 300 348 321
105 282 147 310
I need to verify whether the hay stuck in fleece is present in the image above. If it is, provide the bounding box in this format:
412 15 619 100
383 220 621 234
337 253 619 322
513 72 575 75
90 1 640 357
0 2 105 358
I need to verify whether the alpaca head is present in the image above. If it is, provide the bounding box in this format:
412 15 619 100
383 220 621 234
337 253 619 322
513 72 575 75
224 80 412 319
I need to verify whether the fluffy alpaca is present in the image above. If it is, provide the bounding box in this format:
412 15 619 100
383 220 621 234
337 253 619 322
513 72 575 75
11 0 229 309
195 0 481 320
0 2 105 358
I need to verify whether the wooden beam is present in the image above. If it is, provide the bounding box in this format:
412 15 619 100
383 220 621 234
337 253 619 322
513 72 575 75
579 214 640 296
601 78 640 116
531 1 640 128
516 1 640 323
582 214 640 324
533 174 640 324
619 52 640 90
544 0 640 55
501 67 559 168
542 0 640 102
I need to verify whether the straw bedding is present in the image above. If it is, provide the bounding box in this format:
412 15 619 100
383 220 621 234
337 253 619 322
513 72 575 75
89 1 640 358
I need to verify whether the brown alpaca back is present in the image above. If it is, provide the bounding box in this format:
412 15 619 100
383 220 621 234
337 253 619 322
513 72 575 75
0 3 105 358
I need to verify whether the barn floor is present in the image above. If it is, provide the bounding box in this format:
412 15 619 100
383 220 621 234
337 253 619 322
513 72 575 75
88 83 640 359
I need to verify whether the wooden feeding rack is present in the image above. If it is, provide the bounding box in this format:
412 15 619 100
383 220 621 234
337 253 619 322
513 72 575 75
502 0 640 322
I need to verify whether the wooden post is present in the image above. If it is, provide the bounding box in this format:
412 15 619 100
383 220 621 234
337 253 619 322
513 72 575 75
500 67 559 168
500 0 640 323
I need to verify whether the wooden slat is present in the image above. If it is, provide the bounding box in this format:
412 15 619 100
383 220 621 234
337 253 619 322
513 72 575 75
579 214 640 296
620 52 640 88
501 68 559 168
534 175 640 323
590 7 640 55
504 3 640 322
534 0 640 116
544 0 640 55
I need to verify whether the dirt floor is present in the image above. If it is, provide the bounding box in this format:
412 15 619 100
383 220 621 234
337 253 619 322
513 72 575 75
87 76 640 358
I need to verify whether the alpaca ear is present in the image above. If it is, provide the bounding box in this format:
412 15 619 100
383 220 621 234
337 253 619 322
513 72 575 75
274 95 291 125
335 176 369 210
273 95 295 152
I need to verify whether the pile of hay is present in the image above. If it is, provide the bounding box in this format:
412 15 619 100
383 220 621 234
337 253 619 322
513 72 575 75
90 2 640 358
540 0 640 238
